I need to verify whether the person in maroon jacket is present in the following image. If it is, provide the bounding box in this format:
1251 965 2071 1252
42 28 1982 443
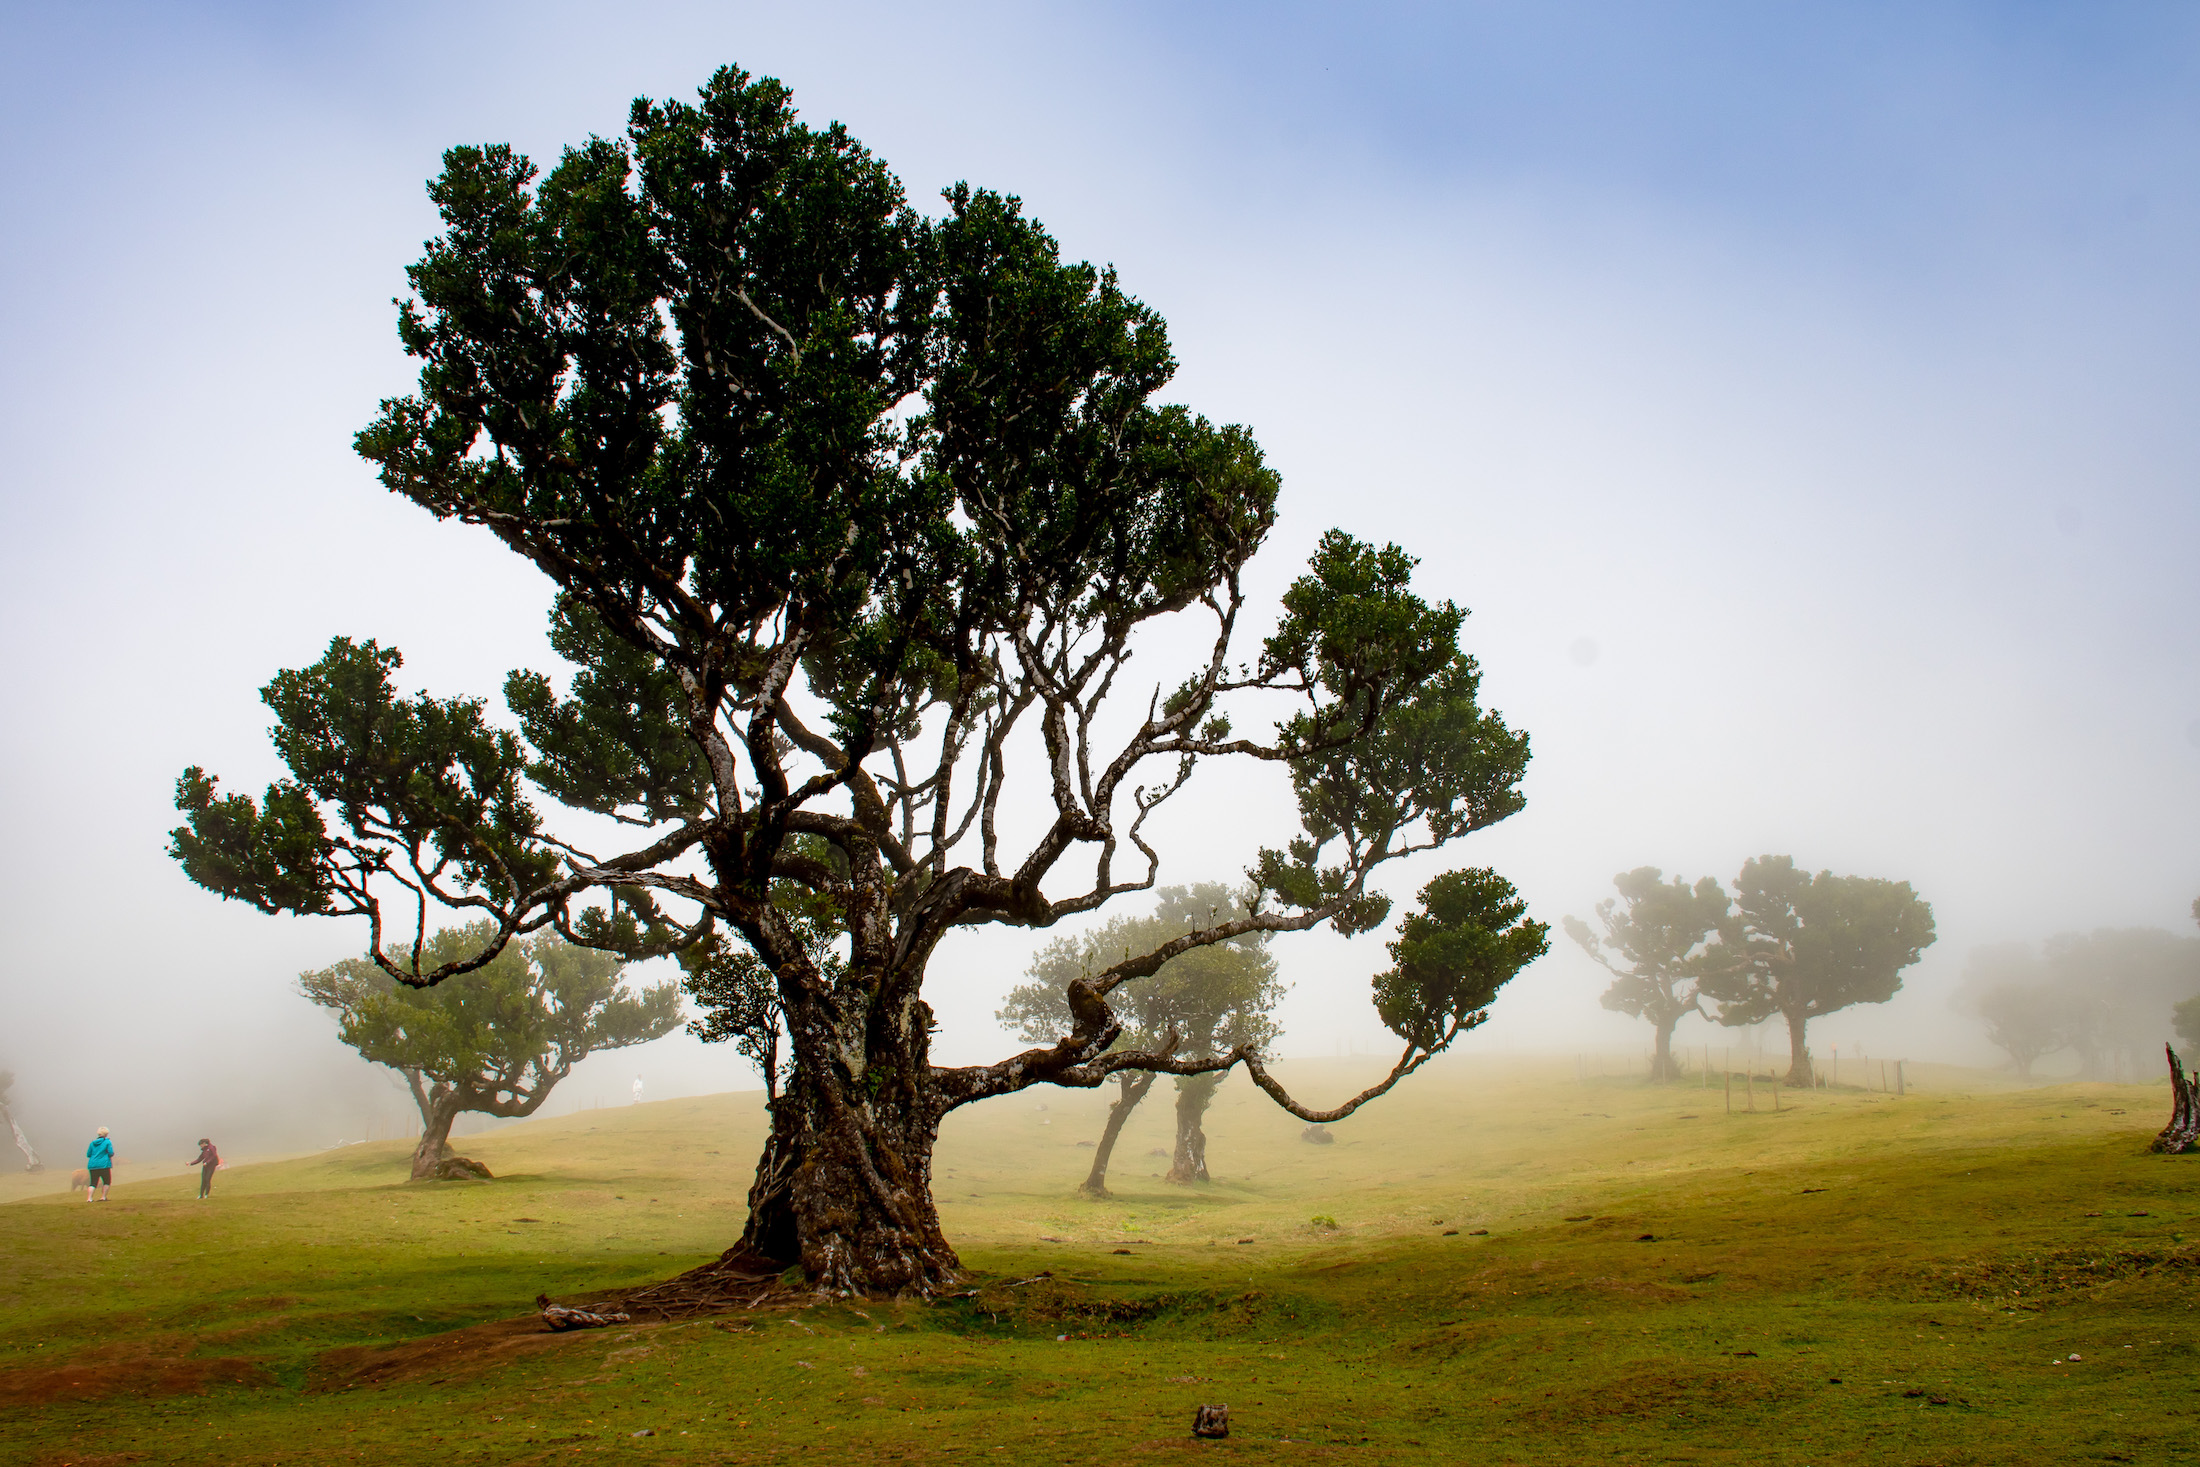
187 1138 220 1199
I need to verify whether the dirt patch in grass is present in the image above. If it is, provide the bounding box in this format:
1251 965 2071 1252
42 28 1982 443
1584 1276 1695 1301
1514 1361 1798 1426
0 1341 275 1405
1926 1244 2200 1302
307 1312 589 1391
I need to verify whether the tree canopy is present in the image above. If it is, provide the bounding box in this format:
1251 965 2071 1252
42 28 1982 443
1696 855 1934 1087
301 922 682 1179
169 65 1541 1295
1564 867 1727 1081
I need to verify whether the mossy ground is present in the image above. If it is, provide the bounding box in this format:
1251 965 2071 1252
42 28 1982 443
2 1055 2192 1464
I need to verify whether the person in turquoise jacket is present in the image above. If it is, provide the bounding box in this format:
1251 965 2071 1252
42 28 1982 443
85 1128 114 1201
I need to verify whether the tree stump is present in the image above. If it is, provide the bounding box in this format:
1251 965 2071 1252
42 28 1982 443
420 1154 494 1181
1192 1403 1230 1439
2153 1045 2200 1154
1299 1125 1335 1146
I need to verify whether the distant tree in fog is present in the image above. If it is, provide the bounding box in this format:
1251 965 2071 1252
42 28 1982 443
1956 919 2200 1080
2042 927 2200 1080
1698 855 1935 1088
302 922 682 1180
1954 942 2070 1080
1564 868 1728 1082
0 1070 41 1172
1001 884 1283 1194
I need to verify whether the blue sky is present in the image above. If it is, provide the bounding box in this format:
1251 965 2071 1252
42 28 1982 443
3 2 2198 1147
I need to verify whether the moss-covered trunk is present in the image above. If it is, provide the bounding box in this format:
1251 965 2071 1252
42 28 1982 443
731 983 959 1296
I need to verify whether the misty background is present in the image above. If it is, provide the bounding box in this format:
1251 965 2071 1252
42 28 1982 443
3 3 2197 1164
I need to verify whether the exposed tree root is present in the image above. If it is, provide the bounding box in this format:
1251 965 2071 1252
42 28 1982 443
561 1248 805 1321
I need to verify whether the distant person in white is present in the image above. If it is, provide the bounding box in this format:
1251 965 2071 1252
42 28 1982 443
632 1075 644 1106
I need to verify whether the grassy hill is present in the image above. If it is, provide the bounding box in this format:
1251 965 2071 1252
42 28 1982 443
1 1054 2192 1464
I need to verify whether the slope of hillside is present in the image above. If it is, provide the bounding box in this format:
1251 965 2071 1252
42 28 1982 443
2 1056 2191 1464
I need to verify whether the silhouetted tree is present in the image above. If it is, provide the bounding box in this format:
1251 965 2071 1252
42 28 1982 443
302 923 683 1179
1002 883 1281 1195
1698 855 1935 1087
1564 868 1727 1082
170 65 1539 1294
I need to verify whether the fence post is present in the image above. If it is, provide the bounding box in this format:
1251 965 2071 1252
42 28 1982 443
1724 1069 1731 1114
1746 1069 1756 1113
1896 1060 1906 1097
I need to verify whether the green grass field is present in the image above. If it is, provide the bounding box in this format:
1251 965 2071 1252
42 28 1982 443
3 1054 2193 1465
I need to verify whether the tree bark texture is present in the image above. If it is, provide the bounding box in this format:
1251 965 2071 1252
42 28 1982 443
1082 1071 1157 1199
2154 1045 2200 1154
729 990 960 1296
410 1090 463 1181
1167 1074 1219 1184
1783 1010 1814 1088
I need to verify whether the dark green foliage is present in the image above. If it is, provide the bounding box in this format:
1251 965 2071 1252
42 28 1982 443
1373 869 1548 1052
172 639 556 981
505 600 713 825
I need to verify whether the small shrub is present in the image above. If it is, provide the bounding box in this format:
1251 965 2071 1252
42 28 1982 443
1310 1214 1339 1230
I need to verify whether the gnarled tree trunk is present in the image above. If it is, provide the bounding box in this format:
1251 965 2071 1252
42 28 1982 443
727 990 960 1297
410 1086 464 1181
1167 1074 1219 1184
1082 1070 1157 1199
2154 1044 2200 1154
1783 1010 1814 1088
